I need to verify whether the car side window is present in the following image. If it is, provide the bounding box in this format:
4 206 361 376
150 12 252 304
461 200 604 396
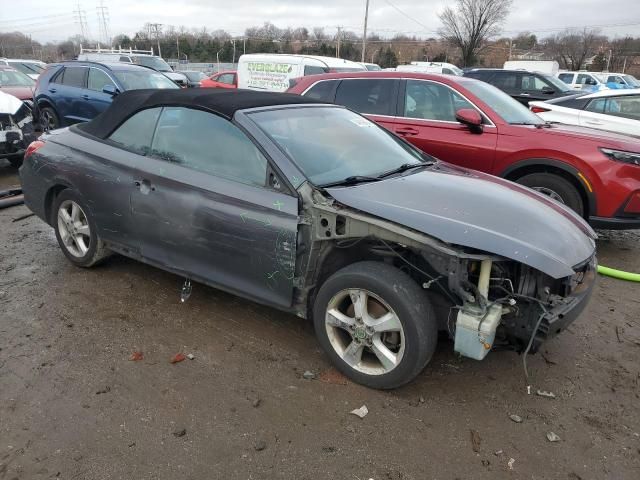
50 68 65 84
218 73 234 84
304 65 328 76
577 74 597 86
305 81 337 102
150 107 268 187
558 73 573 83
604 96 640 120
61 67 87 88
88 68 115 91
335 79 396 116
491 72 517 89
585 98 606 113
521 74 551 91
109 108 162 154
119 56 132 63
404 80 475 122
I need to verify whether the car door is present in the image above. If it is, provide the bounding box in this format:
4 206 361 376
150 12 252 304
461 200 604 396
393 79 497 172
333 78 399 132
216 73 237 89
128 106 298 307
84 67 117 119
579 94 640 136
488 71 525 104
56 66 90 124
520 73 557 103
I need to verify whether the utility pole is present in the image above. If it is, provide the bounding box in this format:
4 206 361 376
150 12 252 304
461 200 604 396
622 56 627 73
606 49 612 71
232 39 236 64
176 36 180 62
361 0 369 63
336 26 342 58
243 37 246 55
148 23 163 57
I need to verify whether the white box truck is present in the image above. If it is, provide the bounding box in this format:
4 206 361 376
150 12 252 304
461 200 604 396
503 60 559 75
237 54 366 92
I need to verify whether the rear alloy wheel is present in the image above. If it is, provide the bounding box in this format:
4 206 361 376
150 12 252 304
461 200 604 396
313 261 437 389
516 172 584 217
39 106 60 132
52 190 110 267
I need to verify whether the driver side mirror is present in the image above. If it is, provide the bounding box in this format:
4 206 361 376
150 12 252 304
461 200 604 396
541 86 555 94
102 84 119 96
455 109 483 134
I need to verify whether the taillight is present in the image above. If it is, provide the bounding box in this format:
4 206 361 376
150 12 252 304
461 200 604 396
530 106 550 113
24 140 45 159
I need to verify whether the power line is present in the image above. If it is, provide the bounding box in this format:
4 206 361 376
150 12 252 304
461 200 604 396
0 13 71 25
383 0 432 32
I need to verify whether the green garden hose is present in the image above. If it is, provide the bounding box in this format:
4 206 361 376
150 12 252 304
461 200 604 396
597 265 640 282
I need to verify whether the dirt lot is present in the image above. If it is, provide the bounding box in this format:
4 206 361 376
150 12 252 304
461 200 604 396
1 161 639 480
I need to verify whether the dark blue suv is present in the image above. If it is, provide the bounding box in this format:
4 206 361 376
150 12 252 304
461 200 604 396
34 61 179 130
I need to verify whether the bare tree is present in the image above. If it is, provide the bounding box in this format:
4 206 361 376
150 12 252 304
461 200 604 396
544 28 604 70
438 0 512 66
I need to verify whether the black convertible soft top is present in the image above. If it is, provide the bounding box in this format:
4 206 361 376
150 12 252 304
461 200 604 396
77 88 323 139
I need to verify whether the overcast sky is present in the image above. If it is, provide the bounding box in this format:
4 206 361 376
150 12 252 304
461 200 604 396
3 0 640 44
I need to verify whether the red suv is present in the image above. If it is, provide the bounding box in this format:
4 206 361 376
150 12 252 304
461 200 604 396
287 72 640 229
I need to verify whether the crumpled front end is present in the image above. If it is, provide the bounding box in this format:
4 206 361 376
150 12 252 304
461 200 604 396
0 100 36 161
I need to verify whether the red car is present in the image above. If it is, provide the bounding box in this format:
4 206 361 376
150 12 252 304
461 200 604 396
200 70 237 89
288 72 640 229
0 66 35 100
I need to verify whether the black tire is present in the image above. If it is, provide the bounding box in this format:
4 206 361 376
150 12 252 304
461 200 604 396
516 172 584 216
313 261 437 389
39 105 60 132
51 189 111 268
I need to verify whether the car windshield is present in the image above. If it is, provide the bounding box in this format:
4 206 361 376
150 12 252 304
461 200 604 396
0 69 35 86
449 65 464 76
131 55 173 72
543 74 572 92
622 75 640 87
365 64 382 71
462 79 544 125
113 70 179 90
9 62 45 75
250 107 429 186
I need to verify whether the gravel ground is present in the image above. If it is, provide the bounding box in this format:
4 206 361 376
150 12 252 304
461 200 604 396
1 161 639 480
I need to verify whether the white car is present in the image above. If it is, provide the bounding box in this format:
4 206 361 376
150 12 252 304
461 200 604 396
557 71 608 92
0 58 46 80
529 89 640 137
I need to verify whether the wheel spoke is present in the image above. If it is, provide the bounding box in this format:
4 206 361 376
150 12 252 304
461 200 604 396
371 337 399 371
370 311 402 333
71 202 80 222
341 340 364 367
326 308 355 331
58 208 72 224
75 236 89 255
349 289 368 320
76 224 90 237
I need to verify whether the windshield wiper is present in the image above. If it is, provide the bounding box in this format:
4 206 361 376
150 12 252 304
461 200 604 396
377 162 431 179
320 175 382 188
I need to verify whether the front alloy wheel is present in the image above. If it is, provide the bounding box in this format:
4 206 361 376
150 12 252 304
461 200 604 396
326 288 405 375
313 261 437 389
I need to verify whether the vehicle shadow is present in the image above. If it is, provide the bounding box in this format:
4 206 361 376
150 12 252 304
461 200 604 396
0 160 21 190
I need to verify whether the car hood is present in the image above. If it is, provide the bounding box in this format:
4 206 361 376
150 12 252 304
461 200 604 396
326 163 596 279
540 122 640 149
0 86 34 101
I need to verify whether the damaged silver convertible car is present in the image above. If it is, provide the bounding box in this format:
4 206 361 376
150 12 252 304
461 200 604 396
20 89 597 389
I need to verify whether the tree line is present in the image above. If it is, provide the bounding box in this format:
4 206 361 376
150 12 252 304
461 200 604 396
1 0 638 74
